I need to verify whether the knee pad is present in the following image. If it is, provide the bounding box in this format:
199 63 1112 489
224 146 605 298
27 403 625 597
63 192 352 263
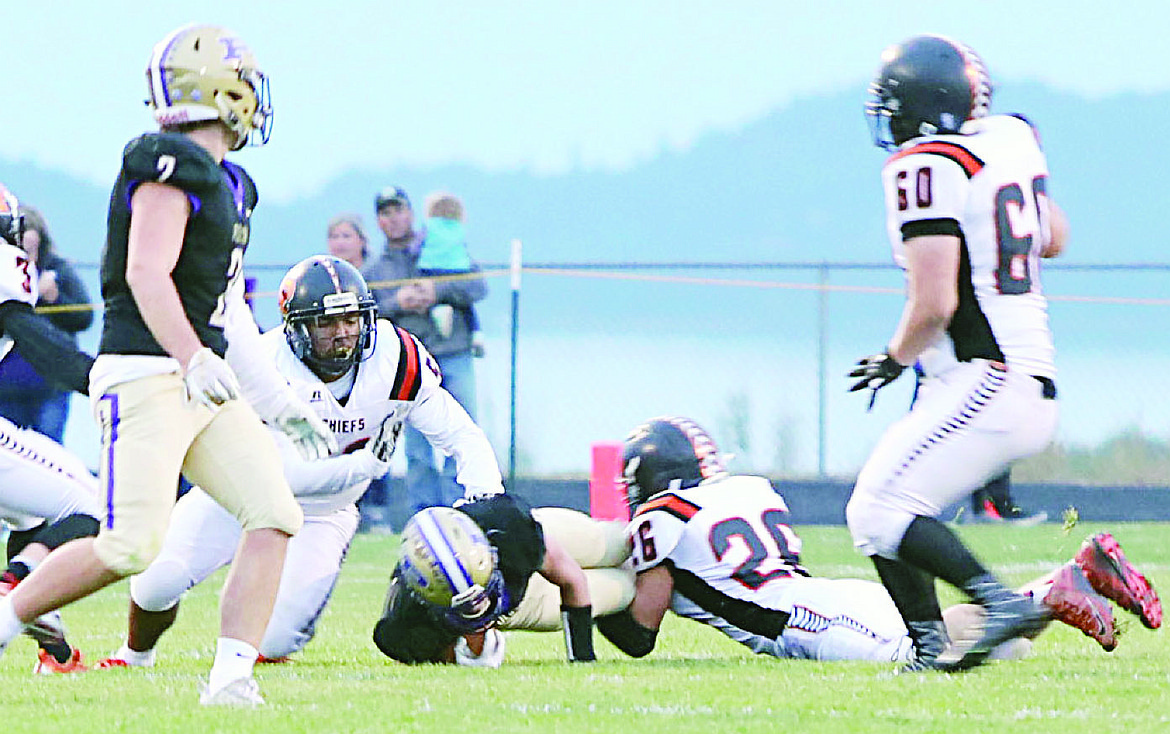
845 491 915 559
128 558 191 612
584 567 636 616
32 513 100 551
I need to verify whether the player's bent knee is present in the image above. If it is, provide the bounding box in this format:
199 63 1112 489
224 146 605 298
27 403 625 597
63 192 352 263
845 492 911 559
129 558 191 612
237 495 304 537
93 530 167 577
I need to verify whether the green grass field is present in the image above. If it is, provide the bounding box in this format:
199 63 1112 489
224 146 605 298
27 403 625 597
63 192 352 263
4 521 1169 733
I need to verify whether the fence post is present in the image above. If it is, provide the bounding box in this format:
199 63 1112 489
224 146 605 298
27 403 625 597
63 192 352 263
817 262 828 477
508 239 522 489
589 441 629 521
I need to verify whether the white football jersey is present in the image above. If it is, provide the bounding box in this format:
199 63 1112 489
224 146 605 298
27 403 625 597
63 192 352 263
628 475 808 625
261 319 502 513
881 113 1056 379
0 241 38 363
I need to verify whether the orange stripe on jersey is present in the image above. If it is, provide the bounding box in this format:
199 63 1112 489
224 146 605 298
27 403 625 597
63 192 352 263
389 326 422 401
888 141 985 178
635 493 701 522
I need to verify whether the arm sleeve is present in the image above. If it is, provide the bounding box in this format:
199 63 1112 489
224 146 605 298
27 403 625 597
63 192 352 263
0 301 93 395
268 429 384 513
406 381 504 499
222 275 298 423
42 259 94 334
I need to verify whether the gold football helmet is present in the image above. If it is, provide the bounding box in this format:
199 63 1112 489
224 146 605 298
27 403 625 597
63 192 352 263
399 507 504 630
145 24 273 150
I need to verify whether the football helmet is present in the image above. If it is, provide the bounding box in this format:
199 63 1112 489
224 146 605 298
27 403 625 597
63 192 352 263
399 507 506 633
145 24 273 151
277 255 377 376
865 35 992 150
621 416 727 512
0 184 24 249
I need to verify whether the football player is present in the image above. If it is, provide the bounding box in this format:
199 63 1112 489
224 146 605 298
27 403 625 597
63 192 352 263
842 34 1092 672
0 184 104 673
597 417 1161 663
93 255 505 667
373 496 634 667
0 25 336 706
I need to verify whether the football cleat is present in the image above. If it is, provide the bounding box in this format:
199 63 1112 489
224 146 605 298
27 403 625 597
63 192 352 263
1042 564 1117 651
1074 532 1162 629
0 571 18 595
936 586 1048 671
200 676 264 707
256 655 291 664
24 610 68 649
93 658 131 669
34 647 86 675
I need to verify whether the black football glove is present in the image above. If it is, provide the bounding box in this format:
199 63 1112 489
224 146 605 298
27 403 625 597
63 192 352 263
848 352 906 410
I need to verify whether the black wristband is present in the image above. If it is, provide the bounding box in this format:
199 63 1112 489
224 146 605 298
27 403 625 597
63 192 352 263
561 604 595 662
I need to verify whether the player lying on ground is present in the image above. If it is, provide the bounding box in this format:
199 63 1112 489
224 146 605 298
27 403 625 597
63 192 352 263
373 495 634 667
94 256 508 668
595 417 1161 663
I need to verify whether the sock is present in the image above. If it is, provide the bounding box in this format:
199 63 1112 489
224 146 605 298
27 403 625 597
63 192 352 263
7 559 32 581
41 640 73 664
871 555 943 622
897 516 988 589
113 642 156 667
0 597 24 645
207 637 259 692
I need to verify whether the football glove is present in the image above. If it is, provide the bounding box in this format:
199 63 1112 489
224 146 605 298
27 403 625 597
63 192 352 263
183 347 240 408
370 416 401 463
848 351 906 410
454 628 506 668
272 398 339 462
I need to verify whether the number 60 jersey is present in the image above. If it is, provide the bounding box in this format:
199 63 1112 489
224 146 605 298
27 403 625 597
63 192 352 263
881 113 1056 381
629 475 809 622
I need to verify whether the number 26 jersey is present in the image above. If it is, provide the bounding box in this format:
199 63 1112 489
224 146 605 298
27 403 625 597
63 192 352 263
628 475 809 620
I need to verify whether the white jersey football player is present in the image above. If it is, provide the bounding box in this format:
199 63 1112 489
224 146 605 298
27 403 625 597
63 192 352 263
0 183 113 673
597 417 1159 664
96 255 505 668
844 35 1072 672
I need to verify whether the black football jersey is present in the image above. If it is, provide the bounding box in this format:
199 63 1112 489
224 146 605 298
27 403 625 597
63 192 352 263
457 493 546 612
98 132 258 358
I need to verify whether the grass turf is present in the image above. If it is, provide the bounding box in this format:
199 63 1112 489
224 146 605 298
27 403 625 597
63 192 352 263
4 521 1169 733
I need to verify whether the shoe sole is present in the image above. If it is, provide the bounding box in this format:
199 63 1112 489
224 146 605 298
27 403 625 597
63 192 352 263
1044 567 1117 651
1076 534 1162 629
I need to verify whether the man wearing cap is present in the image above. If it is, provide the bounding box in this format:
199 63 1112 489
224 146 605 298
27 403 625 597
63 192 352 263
362 187 488 516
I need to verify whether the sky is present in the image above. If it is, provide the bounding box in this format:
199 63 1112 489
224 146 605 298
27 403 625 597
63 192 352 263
8 1 1170 202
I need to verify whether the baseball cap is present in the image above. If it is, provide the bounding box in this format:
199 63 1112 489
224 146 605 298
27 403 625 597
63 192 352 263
375 186 411 212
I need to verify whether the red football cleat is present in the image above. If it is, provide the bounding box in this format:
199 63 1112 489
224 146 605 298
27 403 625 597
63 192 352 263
93 657 130 669
1075 532 1162 629
1042 564 1117 651
34 647 87 675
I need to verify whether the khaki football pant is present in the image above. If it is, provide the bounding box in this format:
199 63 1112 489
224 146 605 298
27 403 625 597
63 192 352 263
91 373 302 575
499 507 634 631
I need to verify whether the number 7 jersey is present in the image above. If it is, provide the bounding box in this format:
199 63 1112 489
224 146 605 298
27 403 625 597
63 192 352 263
628 475 809 629
881 113 1056 380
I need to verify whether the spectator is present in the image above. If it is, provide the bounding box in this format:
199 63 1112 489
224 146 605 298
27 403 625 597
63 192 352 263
325 213 368 271
0 205 94 442
363 186 488 515
418 191 484 357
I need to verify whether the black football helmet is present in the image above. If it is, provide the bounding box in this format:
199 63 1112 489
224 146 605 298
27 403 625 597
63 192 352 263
621 416 727 511
277 255 378 375
865 35 992 150
0 184 24 249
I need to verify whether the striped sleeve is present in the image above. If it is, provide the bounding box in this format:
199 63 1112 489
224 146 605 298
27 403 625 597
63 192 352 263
888 141 984 178
635 493 702 523
388 326 423 401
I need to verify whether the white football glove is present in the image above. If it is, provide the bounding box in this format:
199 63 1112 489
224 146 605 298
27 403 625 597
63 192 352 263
183 347 240 408
272 398 339 462
454 628 506 669
369 416 401 463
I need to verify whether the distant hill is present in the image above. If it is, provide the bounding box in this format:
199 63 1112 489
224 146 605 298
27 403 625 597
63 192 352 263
13 84 1169 271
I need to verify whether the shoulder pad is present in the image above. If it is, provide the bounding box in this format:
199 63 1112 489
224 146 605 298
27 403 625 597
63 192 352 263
886 140 985 178
634 492 702 522
121 133 221 193
222 160 259 209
